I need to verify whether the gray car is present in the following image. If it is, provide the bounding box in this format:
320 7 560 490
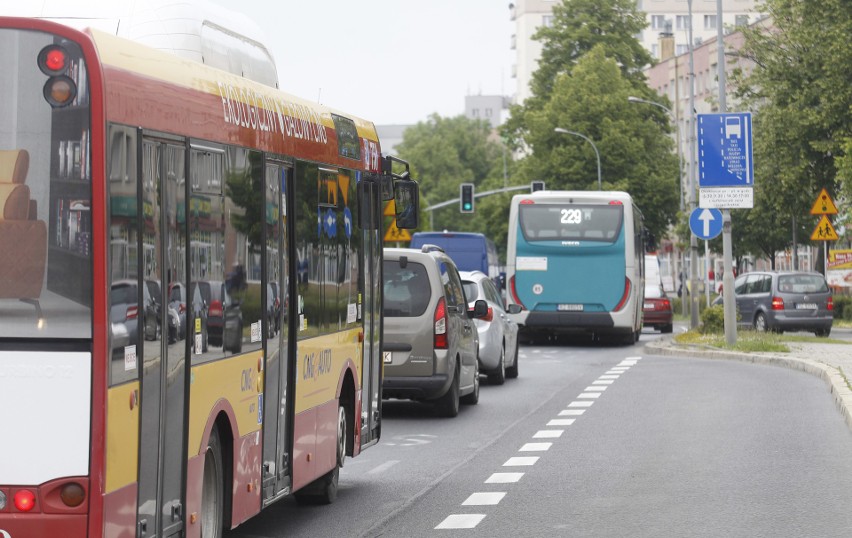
460 270 522 385
382 246 489 417
726 271 833 336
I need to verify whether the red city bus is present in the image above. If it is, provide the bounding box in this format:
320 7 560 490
0 16 418 538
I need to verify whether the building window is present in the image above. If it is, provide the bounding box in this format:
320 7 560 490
651 43 659 59
485 108 493 118
651 15 666 30
735 15 749 27
676 44 689 55
676 15 690 30
704 15 717 29
472 109 480 117
542 15 554 27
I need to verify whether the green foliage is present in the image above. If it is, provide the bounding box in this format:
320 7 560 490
225 151 264 252
835 295 852 321
700 305 725 334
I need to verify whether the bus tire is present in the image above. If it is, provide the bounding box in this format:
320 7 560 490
201 427 224 538
295 404 345 505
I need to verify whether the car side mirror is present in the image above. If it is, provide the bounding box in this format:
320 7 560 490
470 299 489 319
506 304 523 314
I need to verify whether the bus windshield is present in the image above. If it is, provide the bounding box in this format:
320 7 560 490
0 28 92 339
519 204 623 243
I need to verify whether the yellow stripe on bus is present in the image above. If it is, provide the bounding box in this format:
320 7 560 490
295 329 363 414
105 382 140 493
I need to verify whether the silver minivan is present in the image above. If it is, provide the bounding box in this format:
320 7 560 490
382 246 488 417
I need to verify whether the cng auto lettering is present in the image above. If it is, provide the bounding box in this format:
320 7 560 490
302 349 333 381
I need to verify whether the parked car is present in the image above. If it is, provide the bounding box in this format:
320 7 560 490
459 270 522 384
143 279 162 341
382 246 489 417
201 279 243 353
110 279 138 359
643 283 673 333
719 271 833 336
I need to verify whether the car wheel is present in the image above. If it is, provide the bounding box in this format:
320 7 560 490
461 358 480 405
487 345 506 385
754 312 768 332
661 324 673 334
815 327 831 337
506 344 519 379
200 427 224 538
435 365 460 418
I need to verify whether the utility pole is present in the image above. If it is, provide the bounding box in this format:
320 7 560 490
687 0 699 329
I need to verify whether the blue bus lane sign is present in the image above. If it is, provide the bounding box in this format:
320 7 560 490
697 112 754 209
690 207 723 240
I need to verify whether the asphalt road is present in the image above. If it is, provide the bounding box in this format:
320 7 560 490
226 331 852 537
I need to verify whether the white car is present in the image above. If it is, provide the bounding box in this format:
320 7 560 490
459 270 523 384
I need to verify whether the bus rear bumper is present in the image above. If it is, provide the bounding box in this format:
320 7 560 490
523 311 614 330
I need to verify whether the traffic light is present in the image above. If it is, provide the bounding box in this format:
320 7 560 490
460 183 475 213
531 180 545 192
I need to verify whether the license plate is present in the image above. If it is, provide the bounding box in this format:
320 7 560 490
557 304 583 312
644 302 654 309
796 303 817 310
383 352 392 363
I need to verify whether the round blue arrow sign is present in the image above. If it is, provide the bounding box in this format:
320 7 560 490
689 207 723 240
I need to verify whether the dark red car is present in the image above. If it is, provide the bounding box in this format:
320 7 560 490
643 283 673 333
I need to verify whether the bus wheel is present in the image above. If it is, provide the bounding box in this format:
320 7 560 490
201 428 224 538
295 404 345 505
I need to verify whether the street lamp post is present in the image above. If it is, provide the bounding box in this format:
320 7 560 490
554 127 602 191
627 96 688 316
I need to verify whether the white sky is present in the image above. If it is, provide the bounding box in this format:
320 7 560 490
210 0 515 125
4 0 514 125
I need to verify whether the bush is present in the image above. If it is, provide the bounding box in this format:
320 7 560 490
700 304 725 334
833 295 852 320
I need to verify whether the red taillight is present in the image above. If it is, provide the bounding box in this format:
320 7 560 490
14 489 36 512
771 296 784 310
209 300 224 318
608 200 623 205
828 296 834 311
482 306 494 322
126 305 138 320
38 45 68 75
613 277 632 311
661 299 671 310
434 297 448 349
519 199 535 205
509 275 525 309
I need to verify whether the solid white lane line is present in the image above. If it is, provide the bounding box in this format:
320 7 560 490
367 460 400 474
463 492 507 506
435 514 486 529
486 472 524 484
519 442 552 452
547 418 575 426
584 385 607 391
559 409 586 416
568 400 594 408
504 456 539 466
577 392 601 399
592 379 614 385
533 429 564 438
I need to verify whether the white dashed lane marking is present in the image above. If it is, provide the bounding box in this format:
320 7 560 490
434 356 644 531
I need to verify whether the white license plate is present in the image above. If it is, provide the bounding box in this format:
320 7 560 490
796 303 817 310
557 304 583 312
644 302 654 309
383 352 392 363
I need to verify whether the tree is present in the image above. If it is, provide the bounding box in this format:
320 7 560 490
503 0 655 151
514 46 679 241
731 0 851 261
394 114 507 234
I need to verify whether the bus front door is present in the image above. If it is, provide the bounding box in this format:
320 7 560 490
359 179 382 446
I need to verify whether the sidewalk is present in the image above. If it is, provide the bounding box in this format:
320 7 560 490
644 337 852 433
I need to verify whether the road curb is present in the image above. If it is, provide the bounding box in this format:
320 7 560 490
644 340 852 434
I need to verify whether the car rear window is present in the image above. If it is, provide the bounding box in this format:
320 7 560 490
383 260 431 317
644 285 664 299
777 274 828 294
462 281 480 301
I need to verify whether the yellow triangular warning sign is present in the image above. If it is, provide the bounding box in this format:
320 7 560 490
383 222 411 243
811 215 839 241
809 188 838 215
383 200 396 217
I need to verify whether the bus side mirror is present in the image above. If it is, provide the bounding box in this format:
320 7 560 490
394 179 419 229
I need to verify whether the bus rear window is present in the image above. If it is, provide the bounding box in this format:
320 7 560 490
519 204 623 243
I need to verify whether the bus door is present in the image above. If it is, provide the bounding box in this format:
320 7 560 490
359 178 382 446
262 161 293 502
137 137 188 538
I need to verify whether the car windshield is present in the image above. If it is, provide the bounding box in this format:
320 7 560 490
461 281 480 301
778 274 828 294
383 260 430 317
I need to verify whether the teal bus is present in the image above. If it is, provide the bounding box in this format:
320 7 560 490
505 191 645 345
